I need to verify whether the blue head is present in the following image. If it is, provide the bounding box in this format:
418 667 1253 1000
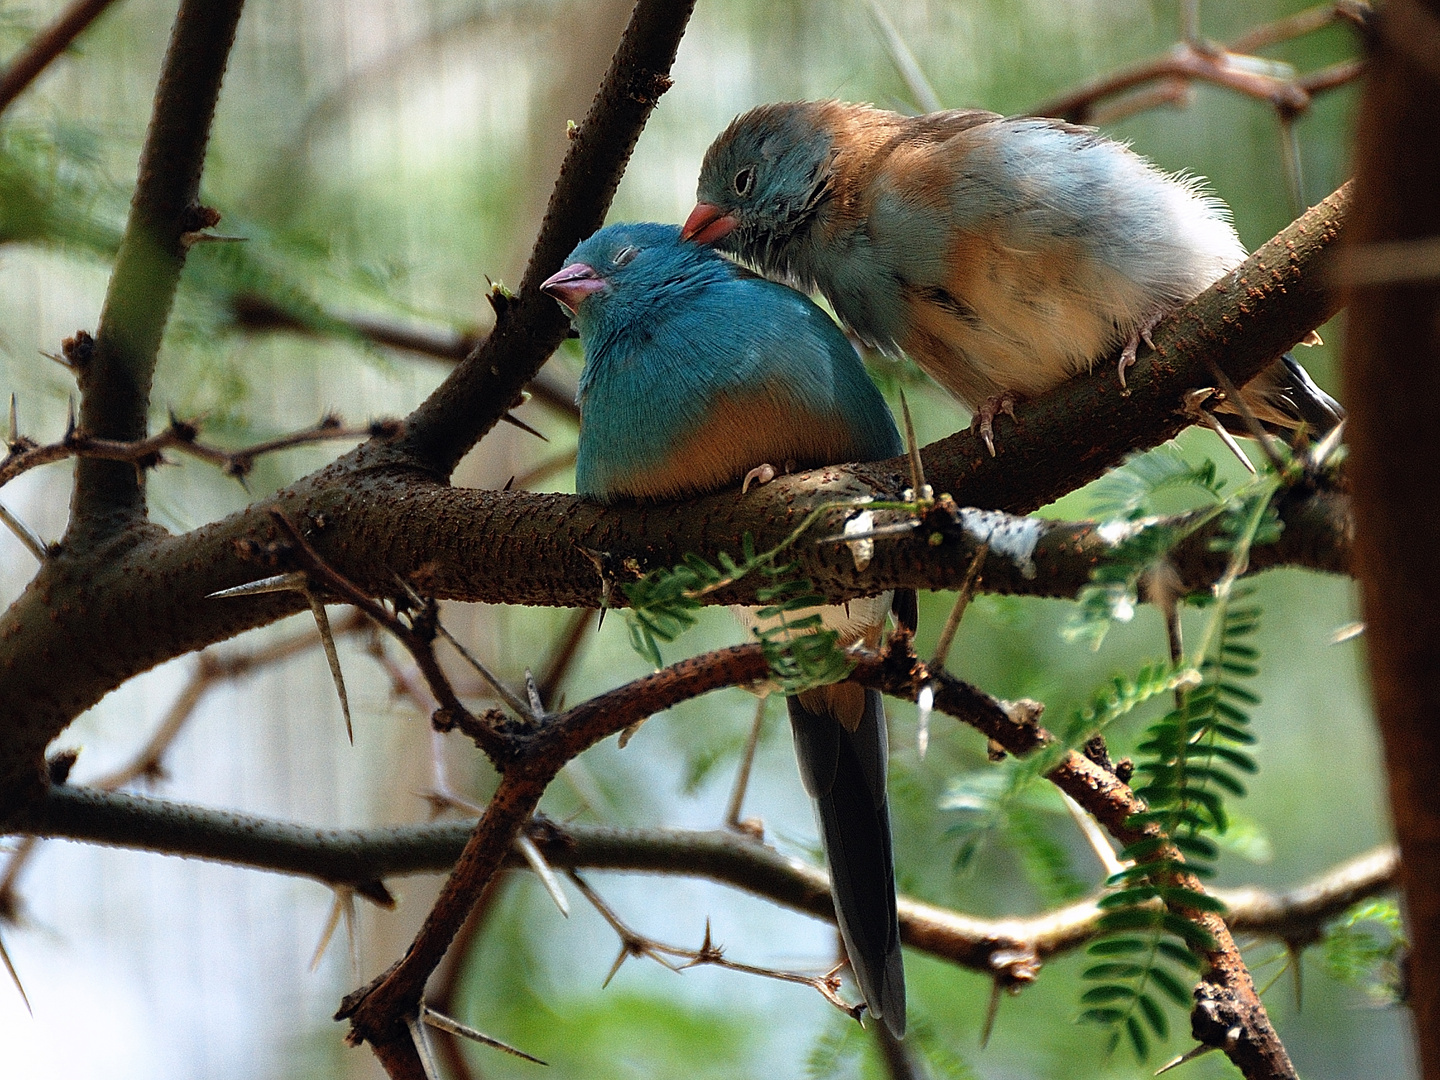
682 102 836 263
541 222 731 345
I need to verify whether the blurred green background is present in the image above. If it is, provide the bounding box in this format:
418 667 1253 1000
0 1 1396 1078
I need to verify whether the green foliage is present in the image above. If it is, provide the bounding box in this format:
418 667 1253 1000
1065 448 1230 650
1086 445 1228 521
621 500 895 693
942 763 1085 903
943 661 1194 904
1076 473 1282 1060
0 122 122 252
804 1016 866 1079
1322 899 1406 1005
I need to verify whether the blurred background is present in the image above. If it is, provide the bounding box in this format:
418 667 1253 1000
0 1 1395 1077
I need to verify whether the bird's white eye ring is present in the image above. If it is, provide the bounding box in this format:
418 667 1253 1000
733 166 756 197
613 245 639 266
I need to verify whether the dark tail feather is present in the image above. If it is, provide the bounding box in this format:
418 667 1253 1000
1224 353 1345 435
891 589 918 634
788 683 906 1036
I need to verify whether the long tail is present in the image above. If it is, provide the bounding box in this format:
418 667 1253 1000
1225 352 1345 434
788 681 906 1037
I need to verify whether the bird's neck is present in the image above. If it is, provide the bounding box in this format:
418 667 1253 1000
759 105 910 290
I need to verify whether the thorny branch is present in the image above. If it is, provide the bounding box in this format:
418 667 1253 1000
1031 1 1370 125
0 612 367 922
17 784 1397 975
0 406 397 492
566 869 864 1020
67 0 246 539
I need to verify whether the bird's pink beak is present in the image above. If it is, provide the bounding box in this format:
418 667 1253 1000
681 203 739 245
540 263 606 313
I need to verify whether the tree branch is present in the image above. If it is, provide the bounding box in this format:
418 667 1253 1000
1031 2 1370 123
0 0 124 116
16 788 1396 977
1343 1 1440 1076
67 0 246 540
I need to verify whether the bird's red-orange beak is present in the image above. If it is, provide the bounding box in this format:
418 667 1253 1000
681 203 739 245
540 263 606 313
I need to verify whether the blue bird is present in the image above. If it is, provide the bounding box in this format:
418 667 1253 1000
682 101 1343 454
542 222 908 1036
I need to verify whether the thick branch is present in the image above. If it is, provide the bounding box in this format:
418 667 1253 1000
1343 2 1440 1076
16 790 1396 976
68 0 245 539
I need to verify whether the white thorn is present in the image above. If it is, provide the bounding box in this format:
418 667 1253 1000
207 571 310 599
308 594 353 743
422 1003 549 1065
515 832 570 917
407 1014 445 1080
309 888 347 972
0 500 48 562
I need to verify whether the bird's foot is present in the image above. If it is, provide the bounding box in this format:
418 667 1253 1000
1117 314 1163 388
973 392 1018 457
741 463 777 494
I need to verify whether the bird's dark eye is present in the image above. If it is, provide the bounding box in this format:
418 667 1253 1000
612 245 638 267
733 166 756 197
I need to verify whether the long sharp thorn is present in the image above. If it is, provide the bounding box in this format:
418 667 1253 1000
65 394 76 439
308 592 353 743
422 1004 549 1065
1155 1043 1218 1075
207 571 310 599
524 668 545 717
342 889 360 982
980 976 1002 1047
501 411 549 441
309 888 347 972
602 943 631 988
0 501 47 562
515 832 570 917
1198 409 1257 474
0 931 31 1015
407 1014 445 1080
1330 621 1365 644
7 394 16 447
930 542 988 672
1308 418 1346 469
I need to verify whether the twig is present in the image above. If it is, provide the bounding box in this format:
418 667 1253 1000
1031 2 1369 124
227 293 582 420
0 412 394 491
567 870 863 1020
0 0 123 115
